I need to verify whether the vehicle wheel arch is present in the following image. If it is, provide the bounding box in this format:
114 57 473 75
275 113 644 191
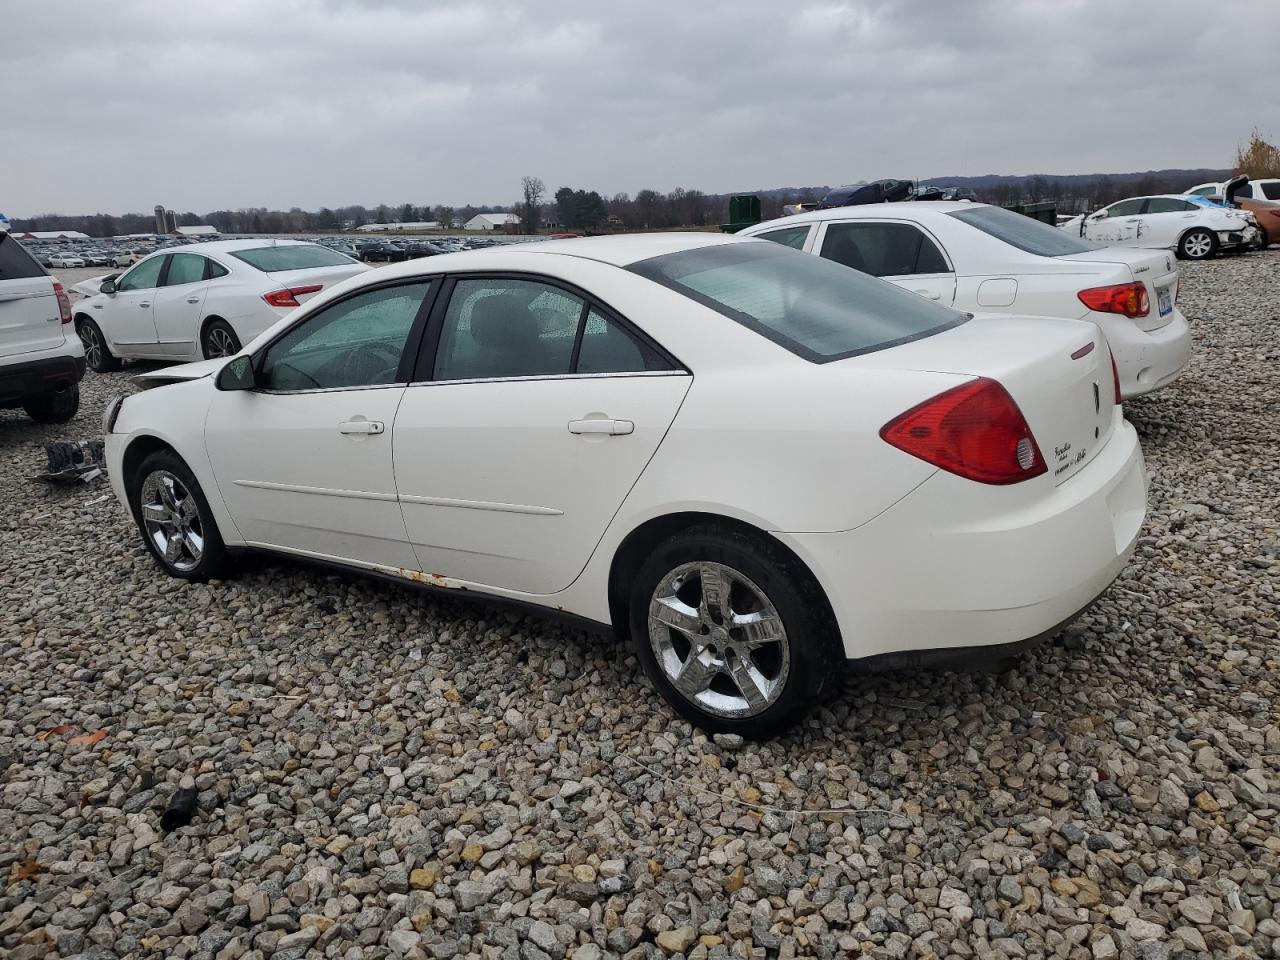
121 435 178 514
606 510 840 647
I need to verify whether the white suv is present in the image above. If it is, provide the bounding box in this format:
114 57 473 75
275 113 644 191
0 230 85 422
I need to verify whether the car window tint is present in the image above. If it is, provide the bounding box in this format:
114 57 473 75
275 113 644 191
576 308 671 374
1261 183 1280 200
819 222 949 277
1145 198 1188 214
1237 183 1254 198
206 260 229 279
433 279 585 380
1188 186 1216 197
164 253 206 286
754 226 811 250
631 241 966 363
0 234 47 280
261 282 430 391
1106 199 1144 217
230 244 355 272
117 256 166 291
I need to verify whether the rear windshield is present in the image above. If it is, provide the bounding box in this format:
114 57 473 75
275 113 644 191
950 206 1102 257
0 234 48 280
228 244 356 272
629 241 967 363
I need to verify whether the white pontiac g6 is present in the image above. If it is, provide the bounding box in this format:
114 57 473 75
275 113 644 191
104 234 1148 736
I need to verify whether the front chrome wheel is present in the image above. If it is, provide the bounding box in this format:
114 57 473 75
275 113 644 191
140 470 205 573
647 561 790 718
79 324 103 369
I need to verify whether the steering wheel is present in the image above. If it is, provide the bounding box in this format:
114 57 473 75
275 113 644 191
339 341 402 385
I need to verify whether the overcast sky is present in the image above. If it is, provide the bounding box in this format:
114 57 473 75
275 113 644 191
6 0 1279 216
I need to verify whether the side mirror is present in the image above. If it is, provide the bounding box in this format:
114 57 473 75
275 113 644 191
100 279 117 295
215 355 256 391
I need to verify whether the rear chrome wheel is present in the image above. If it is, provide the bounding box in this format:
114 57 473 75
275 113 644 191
140 470 205 573
649 561 790 718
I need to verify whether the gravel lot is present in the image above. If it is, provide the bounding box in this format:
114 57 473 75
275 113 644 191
3 253 1278 960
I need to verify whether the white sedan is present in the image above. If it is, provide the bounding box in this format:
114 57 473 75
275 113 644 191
73 238 368 372
104 234 1147 737
1062 194 1258 260
740 202 1190 398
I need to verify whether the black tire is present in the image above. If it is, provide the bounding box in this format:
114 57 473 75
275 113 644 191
130 449 229 582
627 524 840 739
1177 228 1217 261
201 319 241 360
77 318 122 372
23 384 79 424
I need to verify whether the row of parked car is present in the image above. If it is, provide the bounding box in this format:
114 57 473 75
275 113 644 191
0 177 1268 733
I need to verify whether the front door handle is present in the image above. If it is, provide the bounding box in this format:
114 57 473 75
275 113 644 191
139 301 151 308
339 419 385 435
186 296 200 304
568 418 633 436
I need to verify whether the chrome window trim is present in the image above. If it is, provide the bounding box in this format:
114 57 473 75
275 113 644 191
407 369 690 388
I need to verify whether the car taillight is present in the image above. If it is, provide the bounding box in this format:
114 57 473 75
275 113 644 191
1110 349 1121 404
1078 281 1149 318
52 282 72 323
879 377 1047 485
262 284 323 308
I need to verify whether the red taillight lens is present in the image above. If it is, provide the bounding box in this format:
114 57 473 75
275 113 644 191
52 282 72 323
1078 282 1149 318
262 284 323 308
880 378 1047 485
1110 349 1122 404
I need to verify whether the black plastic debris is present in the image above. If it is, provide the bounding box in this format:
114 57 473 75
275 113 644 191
38 440 106 485
160 776 198 831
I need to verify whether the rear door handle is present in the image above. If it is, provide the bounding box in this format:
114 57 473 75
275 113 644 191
186 296 200 304
339 419 385 435
912 289 942 300
568 418 633 436
139 301 151 308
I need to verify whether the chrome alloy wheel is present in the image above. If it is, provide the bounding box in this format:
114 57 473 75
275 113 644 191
78 324 103 369
205 326 237 358
140 470 204 572
648 561 790 718
1184 232 1213 258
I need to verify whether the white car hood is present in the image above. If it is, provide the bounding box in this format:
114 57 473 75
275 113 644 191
132 357 228 390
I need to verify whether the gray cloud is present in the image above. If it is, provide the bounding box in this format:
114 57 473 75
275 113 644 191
4 0 1277 216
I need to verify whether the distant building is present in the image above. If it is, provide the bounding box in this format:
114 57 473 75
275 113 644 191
463 213 520 231
356 221 441 232
175 225 220 237
13 230 91 241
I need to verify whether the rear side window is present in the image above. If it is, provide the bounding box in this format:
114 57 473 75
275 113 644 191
1144 198 1194 214
1261 183 1280 200
164 253 206 286
0 234 48 280
576 308 670 374
630 241 967 363
950 206 1102 257
753 226 811 250
206 260 229 279
820 222 949 277
229 244 356 272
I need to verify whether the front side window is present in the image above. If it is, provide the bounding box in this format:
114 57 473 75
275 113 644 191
118 255 166 291
630 241 966 363
1104 199 1145 217
819 222 949 277
433 279 585 380
164 253 206 286
260 282 431 391
229 244 356 272
754 226 811 250
949 206 1101 256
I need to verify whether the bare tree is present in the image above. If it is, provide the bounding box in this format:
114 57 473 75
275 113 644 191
520 176 545 234
1235 127 1280 179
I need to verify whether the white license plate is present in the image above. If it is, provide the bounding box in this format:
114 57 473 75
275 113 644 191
1157 287 1173 316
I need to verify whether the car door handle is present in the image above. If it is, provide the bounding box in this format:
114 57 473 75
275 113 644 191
186 296 200 304
139 301 151 308
912 289 942 300
568 418 633 436
338 419 385 435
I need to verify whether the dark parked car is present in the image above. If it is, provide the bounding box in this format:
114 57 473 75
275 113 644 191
357 240 408 263
817 179 913 209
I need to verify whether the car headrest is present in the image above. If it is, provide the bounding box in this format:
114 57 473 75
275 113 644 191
469 293 539 351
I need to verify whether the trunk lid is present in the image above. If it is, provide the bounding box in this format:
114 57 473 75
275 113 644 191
1057 246 1179 332
855 315 1117 486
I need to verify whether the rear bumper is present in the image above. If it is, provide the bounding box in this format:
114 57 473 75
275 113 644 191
780 417 1146 662
1100 308 1192 398
0 352 86 405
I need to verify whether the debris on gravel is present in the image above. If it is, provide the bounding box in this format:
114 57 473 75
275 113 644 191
2 252 1278 958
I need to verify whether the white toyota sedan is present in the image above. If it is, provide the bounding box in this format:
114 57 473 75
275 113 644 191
740 203 1190 399
73 238 368 372
103 234 1147 737
1061 194 1258 260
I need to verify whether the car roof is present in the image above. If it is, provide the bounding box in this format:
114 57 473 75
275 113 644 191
743 201 987 232
494 231 744 267
141 238 321 256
